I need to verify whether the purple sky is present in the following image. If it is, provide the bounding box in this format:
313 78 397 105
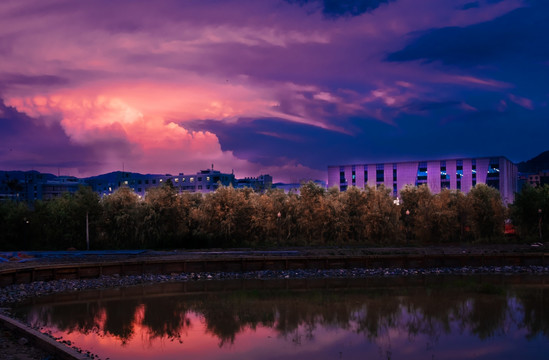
0 0 547 182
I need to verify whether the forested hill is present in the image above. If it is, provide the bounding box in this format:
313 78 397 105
517 150 549 173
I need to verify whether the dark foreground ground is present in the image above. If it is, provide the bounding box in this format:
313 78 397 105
0 321 52 360
0 243 546 271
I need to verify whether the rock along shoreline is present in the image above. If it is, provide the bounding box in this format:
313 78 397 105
2 265 549 306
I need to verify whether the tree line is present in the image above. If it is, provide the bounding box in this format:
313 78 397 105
0 181 547 250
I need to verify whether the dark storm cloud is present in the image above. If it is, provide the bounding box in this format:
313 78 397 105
401 100 462 112
1 0 547 180
386 1 549 66
186 117 339 167
0 99 130 174
461 2 480 10
287 0 394 18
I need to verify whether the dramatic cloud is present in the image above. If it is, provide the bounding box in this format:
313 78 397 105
0 0 547 182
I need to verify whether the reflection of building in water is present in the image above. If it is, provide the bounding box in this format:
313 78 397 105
329 156 518 204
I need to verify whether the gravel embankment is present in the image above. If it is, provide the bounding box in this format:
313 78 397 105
2 265 549 306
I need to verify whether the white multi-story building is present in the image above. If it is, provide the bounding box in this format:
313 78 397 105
328 156 518 204
171 168 236 193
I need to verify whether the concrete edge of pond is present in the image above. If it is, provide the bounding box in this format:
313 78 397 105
1 252 548 287
0 313 89 360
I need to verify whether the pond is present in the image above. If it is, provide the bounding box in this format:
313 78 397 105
11 275 549 360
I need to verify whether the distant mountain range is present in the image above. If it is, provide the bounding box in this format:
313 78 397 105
517 150 549 173
0 170 56 181
3 152 549 180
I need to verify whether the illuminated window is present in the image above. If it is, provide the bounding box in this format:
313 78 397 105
376 164 384 182
416 162 427 185
487 158 500 190
190 177 194 183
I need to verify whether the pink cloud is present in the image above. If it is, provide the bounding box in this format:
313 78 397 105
5 91 322 181
0 0 535 180
508 93 534 110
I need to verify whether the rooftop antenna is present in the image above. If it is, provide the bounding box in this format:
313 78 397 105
212 163 214 171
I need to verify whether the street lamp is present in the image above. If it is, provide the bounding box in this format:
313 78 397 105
405 209 410 245
277 212 281 244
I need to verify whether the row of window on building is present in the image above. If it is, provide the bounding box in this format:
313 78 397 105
330 156 516 203
339 158 501 193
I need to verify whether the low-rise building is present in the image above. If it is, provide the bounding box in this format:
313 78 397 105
525 171 549 188
85 172 171 198
172 168 236 193
236 174 273 192
1 171 82 203
328 156 518 204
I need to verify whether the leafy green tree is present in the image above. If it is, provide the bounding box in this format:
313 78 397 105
296 181 329 245
466 184 506 241
324 186 346 244
429 189 465 243
74 186 102 249
195 186 255 247
0 200 31 250
248 191 281 246
339 186 368 243
510 184 549 242
362 185 400 244
40 194 82 249
400 185 434 243
99 186 146 249
143 182 183 248
278 191 300 245
176 192 203 248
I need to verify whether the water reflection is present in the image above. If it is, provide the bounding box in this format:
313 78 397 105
12 276 549 360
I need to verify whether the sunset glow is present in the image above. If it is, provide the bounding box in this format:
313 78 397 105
1 0 547 181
